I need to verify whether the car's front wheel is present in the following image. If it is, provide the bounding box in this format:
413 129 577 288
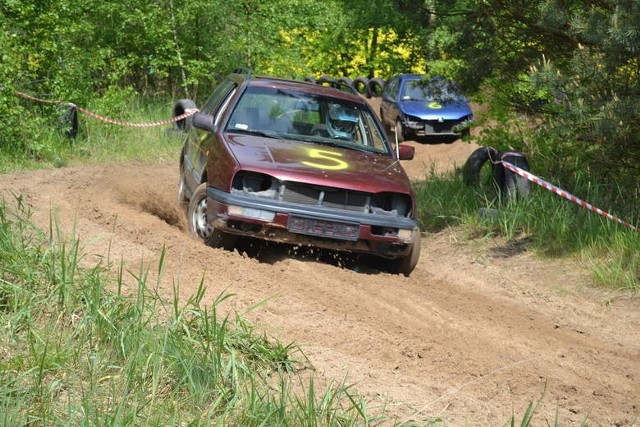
388 230 421 276
177 165 189 213
187 183 237 250
394 120 406 143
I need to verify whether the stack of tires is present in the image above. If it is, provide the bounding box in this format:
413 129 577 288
463 146 531 201
304 76 387 98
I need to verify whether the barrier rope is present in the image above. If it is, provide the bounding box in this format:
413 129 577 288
486 147 638 232
502 160 638 232
13 90 199 127
12 88 638 233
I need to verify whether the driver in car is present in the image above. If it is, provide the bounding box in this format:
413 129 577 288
326 104 359 141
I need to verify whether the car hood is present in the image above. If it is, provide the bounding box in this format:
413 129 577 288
226 134 413 195
400 100 472 120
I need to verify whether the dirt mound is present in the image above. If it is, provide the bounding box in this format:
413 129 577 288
1 132 638 425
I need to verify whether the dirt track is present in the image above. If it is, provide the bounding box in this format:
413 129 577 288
1 134 639 425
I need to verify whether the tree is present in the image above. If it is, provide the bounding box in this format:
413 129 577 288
421 0 639 203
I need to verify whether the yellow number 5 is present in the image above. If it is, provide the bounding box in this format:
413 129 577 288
302 148 349 170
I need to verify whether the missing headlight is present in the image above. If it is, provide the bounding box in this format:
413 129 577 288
232 171 279 198
370 192 411 217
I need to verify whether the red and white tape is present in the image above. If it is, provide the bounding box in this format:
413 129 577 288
13 90 198 127
501 159 638 233
72 104 198 127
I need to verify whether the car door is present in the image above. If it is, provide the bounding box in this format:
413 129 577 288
183 79 237 194
380 76 400 127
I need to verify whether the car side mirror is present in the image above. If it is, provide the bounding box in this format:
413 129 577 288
398 144 415 161
192 112 216 132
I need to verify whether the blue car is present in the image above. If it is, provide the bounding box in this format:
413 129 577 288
380 74 473 143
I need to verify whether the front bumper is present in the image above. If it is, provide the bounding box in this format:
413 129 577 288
206 186 419 259
404 118 473 136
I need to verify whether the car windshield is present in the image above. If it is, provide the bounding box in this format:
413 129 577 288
401 77 466 103
225 85 390 155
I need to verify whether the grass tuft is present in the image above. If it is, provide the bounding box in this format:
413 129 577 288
415 165 639 291
0 197 385 425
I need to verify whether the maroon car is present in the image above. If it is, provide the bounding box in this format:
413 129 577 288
177 69 421 275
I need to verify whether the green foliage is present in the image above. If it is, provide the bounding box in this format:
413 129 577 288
0 26 28 152
590 230 640 291
424 0 640 218
1 0 436 156
1 0 432 101
0 90 181 172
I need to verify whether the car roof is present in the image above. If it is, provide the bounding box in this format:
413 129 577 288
396 74 453 82
228 70 365 104
397 74 425 81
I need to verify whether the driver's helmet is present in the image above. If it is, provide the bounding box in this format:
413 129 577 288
326 104 358 139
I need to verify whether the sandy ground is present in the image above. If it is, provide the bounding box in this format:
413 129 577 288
1 108 639 426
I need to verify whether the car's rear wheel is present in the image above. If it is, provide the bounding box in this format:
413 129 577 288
388 230 421 276
187 183 237 249
395 120 406 143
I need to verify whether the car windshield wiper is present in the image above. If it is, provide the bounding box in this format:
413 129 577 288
228 128 282 139
309 138 374 154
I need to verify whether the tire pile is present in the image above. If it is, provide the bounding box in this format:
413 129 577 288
304 75 386 98
463 146 532 202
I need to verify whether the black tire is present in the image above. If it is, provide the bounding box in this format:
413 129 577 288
463 147 531 201
491 158 507 196
352 77 371 97
187 183 237 249
500 152 531 200
316 75 338 88
337 76 355 93
367 77 385 97
172 99 197 132
177 170 189 212
57 104 78 139
387 230 421 276
462 146 500 187
394 120 406 143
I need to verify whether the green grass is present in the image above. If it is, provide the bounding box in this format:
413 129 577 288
414 165 640 290
0 95 182 172
0 197 390 426
74 95 184 165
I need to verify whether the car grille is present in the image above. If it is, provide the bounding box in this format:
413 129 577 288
425 120 462 133
282 183 368 212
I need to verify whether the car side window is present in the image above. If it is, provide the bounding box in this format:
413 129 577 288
201 79 237 116
384 77 400 101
